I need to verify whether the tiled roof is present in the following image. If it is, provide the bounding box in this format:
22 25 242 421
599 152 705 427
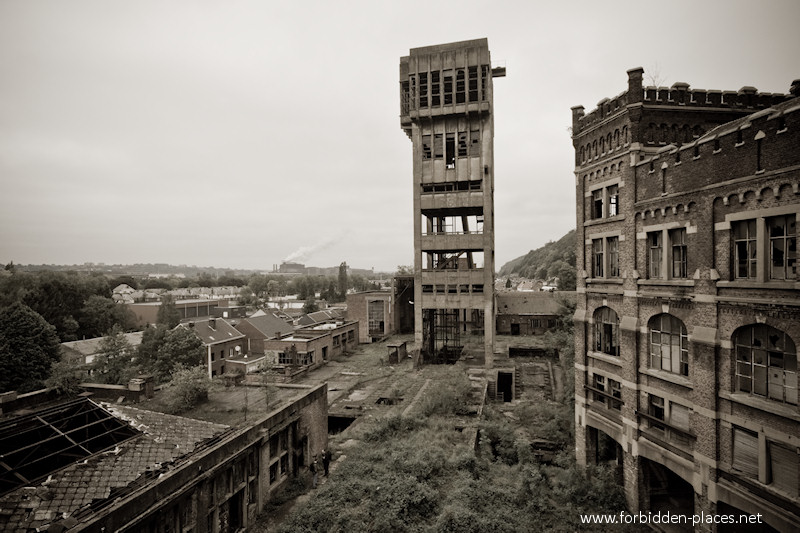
182 318 245 345
238 313 294 339
496 291 575 316
0 401 228 532
61 332 144 359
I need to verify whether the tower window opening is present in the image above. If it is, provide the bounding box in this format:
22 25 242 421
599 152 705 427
445 133 456 169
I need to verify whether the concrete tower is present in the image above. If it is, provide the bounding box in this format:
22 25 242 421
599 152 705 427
399 39 504 366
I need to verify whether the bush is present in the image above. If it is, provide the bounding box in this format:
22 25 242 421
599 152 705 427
162 366 211 413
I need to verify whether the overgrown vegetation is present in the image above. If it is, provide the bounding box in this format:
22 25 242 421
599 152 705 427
160 365 213 414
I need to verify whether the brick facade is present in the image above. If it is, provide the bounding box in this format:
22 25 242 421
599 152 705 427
573 70 800 531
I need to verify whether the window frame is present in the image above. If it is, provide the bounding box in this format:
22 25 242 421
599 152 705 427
649 314 689 377
734 324 797 405
593 307 620 357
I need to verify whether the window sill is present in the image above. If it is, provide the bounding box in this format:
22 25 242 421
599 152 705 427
735 142 745 148
721 392 800 421
777 128 787 135
637 279 694 287
639 367 692 389
586 278 623 284
717 280 800 290
588 351 623 367
584 214 625 227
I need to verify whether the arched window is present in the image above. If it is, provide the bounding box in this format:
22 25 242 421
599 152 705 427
594 307 620 356
649 314 688 376
734 325 797 405
580 147 585 163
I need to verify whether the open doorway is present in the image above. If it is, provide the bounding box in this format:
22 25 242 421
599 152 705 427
497 371 513 402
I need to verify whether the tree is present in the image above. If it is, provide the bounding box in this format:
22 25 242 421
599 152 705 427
238 286 257 307
0 302 62 392
303 296 319 314
337 262 348 301
136 325 204 382
79 295 136 338
91 325 138 384
153 327 204 381
157 294 180 328
162 365 211 414
505 278 512 288
248 274 270 300
45 360 83 396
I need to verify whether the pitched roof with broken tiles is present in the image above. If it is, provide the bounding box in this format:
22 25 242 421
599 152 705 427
0 401 229 532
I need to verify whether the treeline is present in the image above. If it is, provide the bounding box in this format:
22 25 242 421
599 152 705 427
498 230 576 290
0 266 137 341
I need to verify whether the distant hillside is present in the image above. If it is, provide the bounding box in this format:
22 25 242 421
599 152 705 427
499 230 576 287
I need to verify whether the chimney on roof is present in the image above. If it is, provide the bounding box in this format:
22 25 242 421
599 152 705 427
209 318 216 329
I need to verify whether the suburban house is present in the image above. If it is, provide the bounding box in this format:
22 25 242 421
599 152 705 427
180 317 246 377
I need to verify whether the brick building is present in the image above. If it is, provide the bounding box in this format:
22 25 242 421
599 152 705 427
180 317 246 378
347 290 394 343
572 70 799 531
495 291 574 336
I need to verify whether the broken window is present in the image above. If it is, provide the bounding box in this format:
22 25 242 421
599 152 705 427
368 300 385 335
608 185 619 216
734 324 797 405
458 132 468 157
480 65 489 100
419 72 428 108
456 69 465 104
670 228 687 278
592 189 603 219
401 80 410 114
609 379 622 410
593 307 619 356
648 231 663 279
648 395 666 432
468 66 478 102
607 236 619 277
649 313 689 376
433 134 443 159
420 180 482 193
431 71 440 106
422 134 432 160
592 239 604 278
445 133 456 169
443 71 453 105
470 129 480 157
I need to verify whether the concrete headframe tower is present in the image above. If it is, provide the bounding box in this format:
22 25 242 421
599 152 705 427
400 39 504 367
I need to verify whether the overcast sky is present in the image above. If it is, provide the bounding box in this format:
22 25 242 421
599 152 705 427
1 1 798 273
